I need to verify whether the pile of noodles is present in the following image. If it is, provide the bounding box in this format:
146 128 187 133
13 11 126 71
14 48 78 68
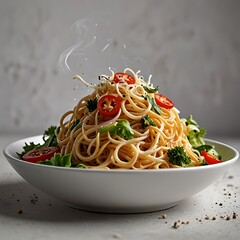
56 68 202 169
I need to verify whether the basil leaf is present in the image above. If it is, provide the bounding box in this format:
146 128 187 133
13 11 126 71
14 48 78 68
145 95 162 115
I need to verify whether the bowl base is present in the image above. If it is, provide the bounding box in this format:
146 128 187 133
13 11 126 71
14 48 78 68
64 201 180 214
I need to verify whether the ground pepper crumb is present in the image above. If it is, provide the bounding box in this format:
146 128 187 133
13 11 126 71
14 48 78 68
233 212 238 219
16 209 23 214
173 221 181 229
158 214 167 219
226 215 231 221
112 233 121 239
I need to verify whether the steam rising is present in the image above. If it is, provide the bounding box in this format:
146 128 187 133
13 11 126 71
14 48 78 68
58 19 97 73
58 14 150 83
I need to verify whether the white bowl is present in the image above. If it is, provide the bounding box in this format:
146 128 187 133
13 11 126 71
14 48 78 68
3 136 239 213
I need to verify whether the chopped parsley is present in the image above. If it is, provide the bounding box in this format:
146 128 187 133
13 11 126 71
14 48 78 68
145 95 162 115
86 97 98 112
141 115 157 129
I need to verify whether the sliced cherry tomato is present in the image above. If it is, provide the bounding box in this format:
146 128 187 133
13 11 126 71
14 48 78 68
154 93 174 109
23 147 59 163
201 151 221 165
114 72 135 84
97 95 121 117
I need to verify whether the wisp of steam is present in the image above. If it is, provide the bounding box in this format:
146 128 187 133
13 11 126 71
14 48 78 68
58 14 149 84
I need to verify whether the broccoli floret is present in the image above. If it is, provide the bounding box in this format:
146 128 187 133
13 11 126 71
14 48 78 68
167 146 191 167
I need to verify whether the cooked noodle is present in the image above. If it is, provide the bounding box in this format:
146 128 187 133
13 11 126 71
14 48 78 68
56 68 202 169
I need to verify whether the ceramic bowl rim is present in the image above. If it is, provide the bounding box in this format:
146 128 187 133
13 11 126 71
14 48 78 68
3 135 239 174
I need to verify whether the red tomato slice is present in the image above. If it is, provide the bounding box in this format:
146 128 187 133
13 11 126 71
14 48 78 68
114 72 135 84
97 95 121 117
201 151 221 165
23 147 59 163
154 93 174 109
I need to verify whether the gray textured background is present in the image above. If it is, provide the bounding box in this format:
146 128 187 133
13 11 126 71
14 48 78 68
0 0 239 137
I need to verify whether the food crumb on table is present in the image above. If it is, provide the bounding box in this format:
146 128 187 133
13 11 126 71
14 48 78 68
112 233 122 239
16 209 23 214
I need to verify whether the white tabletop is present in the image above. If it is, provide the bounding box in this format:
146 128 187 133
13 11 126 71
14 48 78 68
1 135 239 240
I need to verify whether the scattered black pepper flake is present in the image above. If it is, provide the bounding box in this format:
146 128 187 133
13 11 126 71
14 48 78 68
17 209 23 214
233 212 238 219
157 214 167 219
172 221 180 229
226 215 231 221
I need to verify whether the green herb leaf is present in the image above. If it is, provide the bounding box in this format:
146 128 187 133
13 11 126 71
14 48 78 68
17 125 59 158
115 120 134 140
145 95 162 115
188 127 206 148
75 163 87 168
141 115 157 129
86 97 98 112
195 144 213 153
38 153 72 167
99 125 117 135
143 85 159 93
70 119 81 131
185 115 198 126
42 126 58 147
99 120 134 140
16 142 41 158
184 115 221 160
